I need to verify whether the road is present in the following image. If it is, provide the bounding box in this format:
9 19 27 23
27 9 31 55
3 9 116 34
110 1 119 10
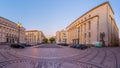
0 44 120 68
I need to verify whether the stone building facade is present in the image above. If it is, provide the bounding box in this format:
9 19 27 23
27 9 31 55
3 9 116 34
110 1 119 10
56 30 67 44
0 17 26 44
25 30 45 44
66 2 119 46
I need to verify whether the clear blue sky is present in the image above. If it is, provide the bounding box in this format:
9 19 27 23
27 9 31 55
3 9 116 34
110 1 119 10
0 0 120 38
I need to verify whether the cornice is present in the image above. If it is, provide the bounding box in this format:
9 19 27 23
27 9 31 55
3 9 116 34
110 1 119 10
66 1 114 29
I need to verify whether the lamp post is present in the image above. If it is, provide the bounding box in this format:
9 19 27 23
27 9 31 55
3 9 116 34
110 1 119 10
17 22 22 43
76 23 80 44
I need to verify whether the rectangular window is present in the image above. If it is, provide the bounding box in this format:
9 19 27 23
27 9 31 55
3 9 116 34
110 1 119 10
81 25 82 32
89 15 91 17
84 33 86 38
88 32 91 38
84 23 86 32
88 21 91 30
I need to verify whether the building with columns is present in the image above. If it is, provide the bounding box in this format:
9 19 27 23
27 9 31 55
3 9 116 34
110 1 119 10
66 2 119 47
25 30 45 44
0 17 26 44
56 30 67 44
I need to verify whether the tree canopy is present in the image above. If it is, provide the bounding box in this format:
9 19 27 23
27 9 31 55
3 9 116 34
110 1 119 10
43 38 48 43
49 37 55 43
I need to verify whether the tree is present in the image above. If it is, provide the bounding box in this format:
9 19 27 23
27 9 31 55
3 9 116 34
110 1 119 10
43 38 48 43
49 37 55 43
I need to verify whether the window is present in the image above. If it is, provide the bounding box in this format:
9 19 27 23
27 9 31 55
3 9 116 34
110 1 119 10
88 21 91 30
84 33 86 38
84 23 86 32
88 32 91 38
81 19 83 22
81 25 82 32
89 15 91 17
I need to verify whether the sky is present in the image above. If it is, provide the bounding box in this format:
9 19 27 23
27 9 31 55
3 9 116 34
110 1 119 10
0 0 120 38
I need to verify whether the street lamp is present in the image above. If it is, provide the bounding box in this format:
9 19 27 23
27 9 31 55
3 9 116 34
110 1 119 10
76 23 80 44
17 22 22 43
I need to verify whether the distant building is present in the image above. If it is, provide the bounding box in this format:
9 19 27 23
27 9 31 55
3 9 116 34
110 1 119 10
56 30 67 44
0 17 26 44
66 2 119 46
25 30 45 44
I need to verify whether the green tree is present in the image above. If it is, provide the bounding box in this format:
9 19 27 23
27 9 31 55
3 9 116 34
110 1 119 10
49 37 55 43
43 38 48 43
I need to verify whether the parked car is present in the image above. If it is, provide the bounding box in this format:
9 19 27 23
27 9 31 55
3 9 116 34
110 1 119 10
70 44 81 48
75 44 81 48
30 43 35 46
10 43 25 48
79 44 88 50
57 43 68 46
61 43 68 46
70 44 77 48
95 42 102 47
70 44 88 50
57 43 62 45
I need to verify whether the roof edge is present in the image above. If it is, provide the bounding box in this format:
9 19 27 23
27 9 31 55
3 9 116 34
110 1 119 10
66 1 114 29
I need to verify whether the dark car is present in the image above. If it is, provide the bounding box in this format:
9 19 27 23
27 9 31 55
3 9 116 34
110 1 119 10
75 44 81 48
11 43 25 48
57 43 63 45
70 44 77 48
57 43 68 46
61 44 68 46
79 44 88 50
70 44 88 49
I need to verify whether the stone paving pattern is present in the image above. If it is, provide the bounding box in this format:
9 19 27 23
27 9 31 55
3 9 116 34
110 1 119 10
0 44 120 68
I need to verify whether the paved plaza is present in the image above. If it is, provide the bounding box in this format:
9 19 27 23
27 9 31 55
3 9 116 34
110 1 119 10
0 44 120 68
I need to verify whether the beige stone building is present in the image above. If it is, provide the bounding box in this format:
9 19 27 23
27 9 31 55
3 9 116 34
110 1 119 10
56 30 67 44
66 2 119 46
25 30 45 44
0 17 26 44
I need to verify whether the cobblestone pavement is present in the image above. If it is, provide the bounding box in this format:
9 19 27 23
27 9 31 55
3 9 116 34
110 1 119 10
0 44 120 68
